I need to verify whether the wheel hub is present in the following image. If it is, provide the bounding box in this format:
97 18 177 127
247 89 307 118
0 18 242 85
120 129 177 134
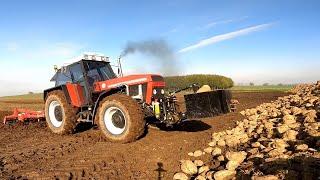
104 107 126 135
54 106 63 122
111 111 125 128
48 100 63 128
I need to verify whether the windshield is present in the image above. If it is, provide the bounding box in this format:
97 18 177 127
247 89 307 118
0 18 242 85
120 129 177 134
51 69 72 86
83 61 117 84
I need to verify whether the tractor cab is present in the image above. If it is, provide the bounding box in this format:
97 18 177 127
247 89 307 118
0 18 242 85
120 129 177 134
50 53 117 105
51 60 116 87
51 53 116 86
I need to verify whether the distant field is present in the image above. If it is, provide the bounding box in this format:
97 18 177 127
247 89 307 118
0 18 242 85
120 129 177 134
231 85 293 92
0 93 43 101
0 93 43 111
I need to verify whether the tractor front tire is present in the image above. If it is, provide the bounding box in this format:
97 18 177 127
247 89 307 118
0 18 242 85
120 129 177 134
96 94 145 143
45 90 78 134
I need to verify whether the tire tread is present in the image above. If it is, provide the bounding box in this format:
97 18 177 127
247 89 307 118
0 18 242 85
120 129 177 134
96 93 145 143
45 90 78 134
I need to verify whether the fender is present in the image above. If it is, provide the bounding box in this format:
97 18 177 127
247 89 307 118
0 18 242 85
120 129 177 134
43 85 71 104
92 85 126 124
44 83 87 107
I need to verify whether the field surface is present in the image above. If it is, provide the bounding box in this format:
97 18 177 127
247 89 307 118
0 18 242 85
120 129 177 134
231 85 293 92
0 93 43 111
0 91 287 179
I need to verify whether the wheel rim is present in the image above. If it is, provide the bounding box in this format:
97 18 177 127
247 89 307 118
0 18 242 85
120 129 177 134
48 100 63 128
104 107 126 135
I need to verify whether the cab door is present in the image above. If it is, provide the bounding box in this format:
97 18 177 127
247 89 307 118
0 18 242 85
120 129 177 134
68 62 90 106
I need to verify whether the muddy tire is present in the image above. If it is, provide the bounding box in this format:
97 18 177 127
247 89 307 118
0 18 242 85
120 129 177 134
96 93 145 143
45 90 78 134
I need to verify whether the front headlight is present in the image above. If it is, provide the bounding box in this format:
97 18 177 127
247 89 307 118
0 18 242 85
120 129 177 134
153 89 157 95
161 89 165 94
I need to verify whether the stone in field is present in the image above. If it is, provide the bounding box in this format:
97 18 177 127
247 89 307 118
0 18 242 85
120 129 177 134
214 170 236 180
295 144 308 151
193 150 203 157
198 165 209 174
212 147 222 156
283 115 296 124
180 160 197 175
173 172 189 180
194 159 204 167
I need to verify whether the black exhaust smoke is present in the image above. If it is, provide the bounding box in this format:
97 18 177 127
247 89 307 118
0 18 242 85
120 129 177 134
121 39 179 75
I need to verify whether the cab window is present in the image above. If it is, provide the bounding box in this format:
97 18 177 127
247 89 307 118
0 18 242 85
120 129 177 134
69 63 84 83
55 69 72 86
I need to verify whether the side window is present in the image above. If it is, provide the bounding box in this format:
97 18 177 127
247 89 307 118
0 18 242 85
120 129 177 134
87 69 101 86
100 65 116 80
55 70 72 86
69 63 84 83
87 69 101 80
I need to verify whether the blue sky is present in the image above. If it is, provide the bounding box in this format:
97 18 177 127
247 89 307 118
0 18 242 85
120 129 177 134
0 0 319 95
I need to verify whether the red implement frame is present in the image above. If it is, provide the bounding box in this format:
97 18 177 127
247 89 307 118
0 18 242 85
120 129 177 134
3 108 45 124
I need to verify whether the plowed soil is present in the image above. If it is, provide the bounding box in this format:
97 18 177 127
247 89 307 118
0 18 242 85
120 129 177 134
0 92 287 179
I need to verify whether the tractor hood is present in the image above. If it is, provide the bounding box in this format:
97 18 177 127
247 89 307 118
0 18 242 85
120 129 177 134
94 74 165 92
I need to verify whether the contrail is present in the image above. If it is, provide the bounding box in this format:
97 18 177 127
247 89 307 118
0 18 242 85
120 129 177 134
199 16 248 30
178 23 273 53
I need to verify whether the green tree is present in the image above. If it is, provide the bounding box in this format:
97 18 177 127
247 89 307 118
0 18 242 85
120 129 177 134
164 74 234 90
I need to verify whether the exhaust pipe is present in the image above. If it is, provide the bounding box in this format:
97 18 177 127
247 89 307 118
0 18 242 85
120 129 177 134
118 56 124 77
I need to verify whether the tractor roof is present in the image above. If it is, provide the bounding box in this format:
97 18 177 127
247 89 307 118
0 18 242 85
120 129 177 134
52 53 111 79
63 52 110 66
53 52 110 70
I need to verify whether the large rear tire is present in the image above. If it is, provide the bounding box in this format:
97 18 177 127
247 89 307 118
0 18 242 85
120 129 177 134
45 90 78 134
96 94 145 143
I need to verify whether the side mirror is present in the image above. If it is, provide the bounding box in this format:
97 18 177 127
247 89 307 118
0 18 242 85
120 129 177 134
54 65 58 72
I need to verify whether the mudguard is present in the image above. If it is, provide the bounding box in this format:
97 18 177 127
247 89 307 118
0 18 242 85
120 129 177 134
44 85 71 103
44 83 86 107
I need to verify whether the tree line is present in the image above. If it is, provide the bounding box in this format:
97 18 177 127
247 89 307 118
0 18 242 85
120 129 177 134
164 74 234 90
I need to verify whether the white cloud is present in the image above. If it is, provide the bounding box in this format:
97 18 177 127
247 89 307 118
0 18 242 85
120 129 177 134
203 19 233 28
5 42 19 52
178 23 274 53
0 42 85 96
24 42 84 60
0 79 48 96
199 16 248 30
168 28 178 33
161 26 182 37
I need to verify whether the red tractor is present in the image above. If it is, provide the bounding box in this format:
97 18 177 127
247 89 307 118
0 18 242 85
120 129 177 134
44 53 232 143
44 53 187 143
